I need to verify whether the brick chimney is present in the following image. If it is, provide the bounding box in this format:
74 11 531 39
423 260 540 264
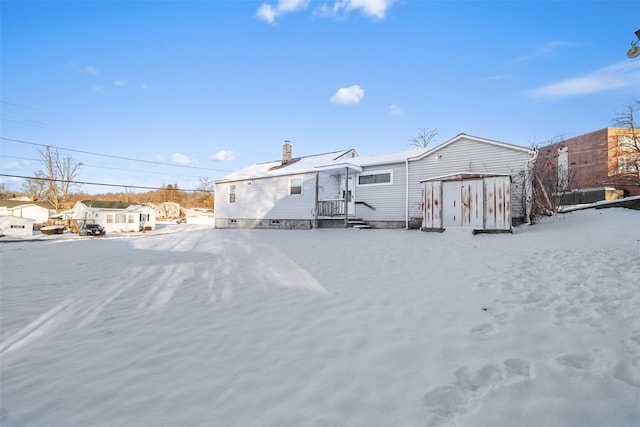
282 140 292 165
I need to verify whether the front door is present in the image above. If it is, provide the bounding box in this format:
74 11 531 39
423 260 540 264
340 173 355 217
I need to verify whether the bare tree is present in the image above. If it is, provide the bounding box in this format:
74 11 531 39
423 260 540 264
196 176 215 209
529 135 576 216
0 181 11 199
409 128 438 149
37 146 83 211
162 183 180 203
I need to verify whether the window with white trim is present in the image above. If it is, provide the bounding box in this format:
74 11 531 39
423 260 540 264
115 214 126 224
289 177 303 195
618 135 637 151
618 157 639 173
357 170 393 186
229 184 236 203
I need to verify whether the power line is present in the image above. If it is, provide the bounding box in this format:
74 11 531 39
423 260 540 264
0 173 214 194
1 137 234 173
1 115 78 134
0 154 209 179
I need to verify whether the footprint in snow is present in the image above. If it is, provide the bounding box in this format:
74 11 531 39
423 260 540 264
552 353 601 377
613 358 640 388
423 359 533 426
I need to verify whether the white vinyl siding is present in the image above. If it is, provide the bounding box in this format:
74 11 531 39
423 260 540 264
215 172 324 220
355 164 406 221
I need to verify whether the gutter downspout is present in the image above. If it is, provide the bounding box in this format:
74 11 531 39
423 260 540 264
314 171 319 229
405 157 409 229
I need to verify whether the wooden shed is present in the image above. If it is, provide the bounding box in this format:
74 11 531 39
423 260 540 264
421 173 512 233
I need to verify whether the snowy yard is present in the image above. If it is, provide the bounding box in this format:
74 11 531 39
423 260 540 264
1 208 639 427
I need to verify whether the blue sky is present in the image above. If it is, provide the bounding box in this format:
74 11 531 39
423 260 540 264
1 0 639 194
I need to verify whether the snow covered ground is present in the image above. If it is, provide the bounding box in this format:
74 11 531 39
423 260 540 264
1 208 639 427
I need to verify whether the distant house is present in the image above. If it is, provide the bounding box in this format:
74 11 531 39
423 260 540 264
536 127 640 199
214 135 536 229
0 216 35 237
0 199 54 225
154 201 181 219
72 201 156 232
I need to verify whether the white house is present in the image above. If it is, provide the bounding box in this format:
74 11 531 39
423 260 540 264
214 141 358 229
72 201 156 233
0 216 35 237
0 199 54 225
214 135 536 229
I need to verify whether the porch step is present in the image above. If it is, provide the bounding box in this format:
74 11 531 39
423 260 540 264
348 219 373 229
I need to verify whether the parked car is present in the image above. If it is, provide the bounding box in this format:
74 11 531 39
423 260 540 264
79 223 106 237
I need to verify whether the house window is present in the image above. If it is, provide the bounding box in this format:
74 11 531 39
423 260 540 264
229 184 236 203
115 214 126 223
128 215 135 224
618 135 637 151
357 170 393 186
289 178 303 195
618 157 638 173
106 215 114 223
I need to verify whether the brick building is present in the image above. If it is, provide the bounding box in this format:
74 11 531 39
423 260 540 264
535 127 640 198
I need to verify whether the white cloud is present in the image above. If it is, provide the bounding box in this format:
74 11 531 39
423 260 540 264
514 41 573 62
330 85 365 105
141 84 149 90
211 150 237 162
82 66 98 74
528 61 640 100
319 0 397 20
256 0 309 24
114 80 126 87
2 160 28 170
170 153 197 165
92 85 104 94
387 104 402 115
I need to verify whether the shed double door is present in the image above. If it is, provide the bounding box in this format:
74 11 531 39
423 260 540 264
442 180 483 228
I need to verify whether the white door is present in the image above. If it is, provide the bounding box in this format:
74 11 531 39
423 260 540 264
340 173 355 216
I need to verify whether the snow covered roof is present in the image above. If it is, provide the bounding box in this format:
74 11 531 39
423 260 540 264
76 201 153 212
215 149 358 182
349 147 431 167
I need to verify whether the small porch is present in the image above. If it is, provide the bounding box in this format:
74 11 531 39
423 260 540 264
313 163 367 228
